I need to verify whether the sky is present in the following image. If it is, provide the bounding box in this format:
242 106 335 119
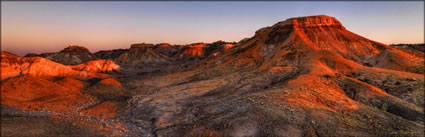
1 1 424 56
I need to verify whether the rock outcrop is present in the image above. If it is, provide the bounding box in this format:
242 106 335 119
25 45 97 65
94 41 237 74
115 43 172 64
1 51 120 80
71 59 120 73
94 49 128 60
183 43 205 56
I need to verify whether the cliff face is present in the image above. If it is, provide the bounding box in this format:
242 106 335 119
184 43 205 56
278 15 344 28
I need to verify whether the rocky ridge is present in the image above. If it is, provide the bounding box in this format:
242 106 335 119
25 45 97 65
1 15 424 137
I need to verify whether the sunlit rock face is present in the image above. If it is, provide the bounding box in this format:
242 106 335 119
264 15 379 56
1 51 120 80
184 43 205 56
71 59 120 73
257 15 423 73
278 15 345 28
1 51 122 127
1 51 23 80
223 43 235 51
1 51 78 80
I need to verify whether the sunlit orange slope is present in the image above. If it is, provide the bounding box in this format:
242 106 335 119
0 75 91 113
0 51 122 113
208 15 423 74
1 51 120 80
195 15 423 120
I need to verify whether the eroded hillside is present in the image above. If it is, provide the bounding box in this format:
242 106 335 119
1 15 424 137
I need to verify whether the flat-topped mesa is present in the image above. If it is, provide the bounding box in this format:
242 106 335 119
276 15 345 29
130 43 155 48
62 45 90 52
249 15 423 74
263 15 353 45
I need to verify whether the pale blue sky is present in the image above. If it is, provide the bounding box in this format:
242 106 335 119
1 1 424 55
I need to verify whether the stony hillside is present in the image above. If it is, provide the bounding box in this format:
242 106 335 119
1 15 423 137
122 15 424 137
